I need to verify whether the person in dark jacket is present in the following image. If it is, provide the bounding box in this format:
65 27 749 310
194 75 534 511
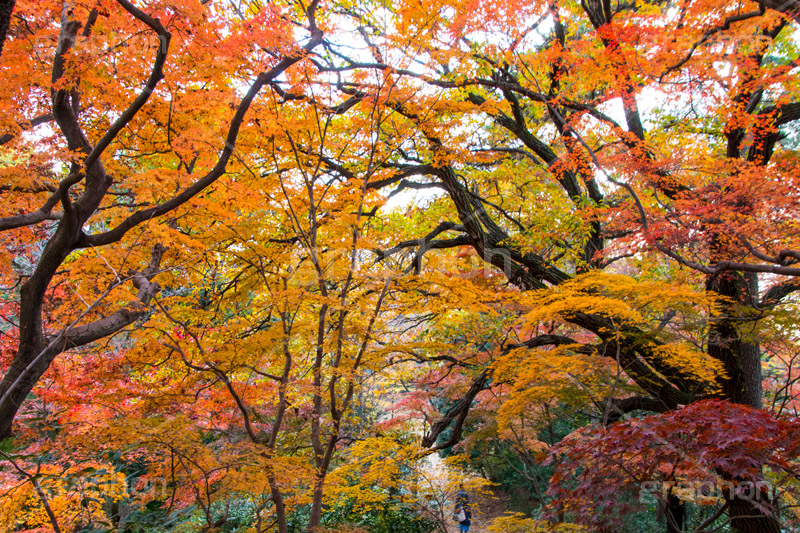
454 484 472 532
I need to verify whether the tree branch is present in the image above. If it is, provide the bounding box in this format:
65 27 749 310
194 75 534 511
58 244 166 349
76 25 324 248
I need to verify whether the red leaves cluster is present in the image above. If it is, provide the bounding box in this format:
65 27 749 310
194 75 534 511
545 400 800 528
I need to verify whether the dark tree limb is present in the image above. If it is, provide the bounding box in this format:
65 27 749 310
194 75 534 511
76 25 324 249
0 113 55 146
422 369 490 449
388 179 445 198
761 278 800 308
760 0 800 23
58 244 166 349
422 335 585 450
0 0 14 57
374 221 467 260
603 396 673 424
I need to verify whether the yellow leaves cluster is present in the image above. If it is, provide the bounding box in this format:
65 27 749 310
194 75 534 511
650 343 723 388
487 272 726 437
486 513 588 533
492 345 615 434
0 462 126 532
327 438 494 522
326 437 416 511
518 271 719 333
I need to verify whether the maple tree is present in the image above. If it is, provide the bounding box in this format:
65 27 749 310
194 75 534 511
1 0 800 532
0 0 323 441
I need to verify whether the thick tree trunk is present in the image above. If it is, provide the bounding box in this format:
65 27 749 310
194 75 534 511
308 432 339 531
0 217 81 440
706 272 763 409
726 491 780 533
0 242 164 441
707 271 780 532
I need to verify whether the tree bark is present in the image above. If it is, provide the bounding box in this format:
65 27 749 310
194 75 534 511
706 271 763 409
707 271 779 532
665 492 685 533
0 0 15 57
269 476 289 533
0 0 323 443
308 480 325 531
726 490 780 533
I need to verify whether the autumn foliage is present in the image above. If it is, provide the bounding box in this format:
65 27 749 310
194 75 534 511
1 0 800 532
